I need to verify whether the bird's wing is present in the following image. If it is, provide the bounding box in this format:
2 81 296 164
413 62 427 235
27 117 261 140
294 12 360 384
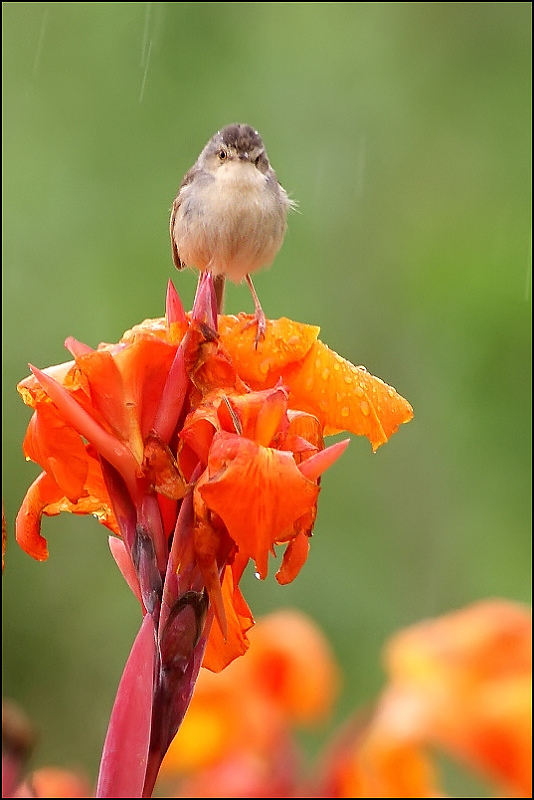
170 167 199 271
169 195 184 270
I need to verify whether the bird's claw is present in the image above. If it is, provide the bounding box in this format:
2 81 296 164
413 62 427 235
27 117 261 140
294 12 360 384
242 310 266 349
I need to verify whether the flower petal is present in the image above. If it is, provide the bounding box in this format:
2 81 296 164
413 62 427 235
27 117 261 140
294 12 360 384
384 599 532 798
200 432 319 579
23 403 89 502
218 315 320 384
275 531 310 585
15 456 119 561
282 341 414 450
202 565 254 672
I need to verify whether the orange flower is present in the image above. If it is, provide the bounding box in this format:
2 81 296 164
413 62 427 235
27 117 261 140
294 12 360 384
18 767 93 798
14 275 413 792
382 599 532 798
320 599 532 798
16 276 412 671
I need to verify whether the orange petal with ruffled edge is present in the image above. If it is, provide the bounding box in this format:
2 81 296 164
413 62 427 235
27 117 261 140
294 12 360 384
283 341 413 449
199 431 319 580
17 360 75 408
219 316 413 450
218 314 320 384
202 564 254 672
15 458 119 560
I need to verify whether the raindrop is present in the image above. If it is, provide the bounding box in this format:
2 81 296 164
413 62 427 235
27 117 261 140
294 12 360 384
32 8 48 77
341 406 350 417
359 400 370 416
254 571 261 580
321 368 329 381
139 39 153 103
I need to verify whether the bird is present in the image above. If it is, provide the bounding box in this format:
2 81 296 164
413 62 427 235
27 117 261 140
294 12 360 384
170 123 295 344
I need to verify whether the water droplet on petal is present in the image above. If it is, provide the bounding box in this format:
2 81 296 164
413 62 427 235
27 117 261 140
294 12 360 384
341 406 350 417
355 385 364 397
321 368 329 381
360 400 370 416
254 571 261 580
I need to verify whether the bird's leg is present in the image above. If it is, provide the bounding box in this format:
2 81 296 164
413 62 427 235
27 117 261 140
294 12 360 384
242 273 266 348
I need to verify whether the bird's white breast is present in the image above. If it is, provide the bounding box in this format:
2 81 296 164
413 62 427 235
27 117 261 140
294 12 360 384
173 162 288 283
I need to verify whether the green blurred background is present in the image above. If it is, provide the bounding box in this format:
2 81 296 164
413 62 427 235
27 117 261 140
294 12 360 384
2 2 531 793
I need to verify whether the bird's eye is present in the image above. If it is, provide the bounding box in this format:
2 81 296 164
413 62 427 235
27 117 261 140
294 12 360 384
218 149 227 161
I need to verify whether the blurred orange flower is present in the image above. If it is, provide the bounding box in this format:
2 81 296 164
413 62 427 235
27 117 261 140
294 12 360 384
14 767 92 798
321 599 532 798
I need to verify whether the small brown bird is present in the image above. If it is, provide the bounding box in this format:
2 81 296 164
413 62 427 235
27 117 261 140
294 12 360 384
170 123 294 343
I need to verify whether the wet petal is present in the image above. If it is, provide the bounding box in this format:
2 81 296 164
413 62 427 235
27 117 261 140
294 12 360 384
180 389 226 465
282 341 413 449
200 432 319 579
218 314 320 384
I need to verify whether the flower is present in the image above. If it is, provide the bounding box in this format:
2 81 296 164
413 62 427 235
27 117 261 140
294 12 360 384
14 274 413 796
319 599 532 798
14 768 93 798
